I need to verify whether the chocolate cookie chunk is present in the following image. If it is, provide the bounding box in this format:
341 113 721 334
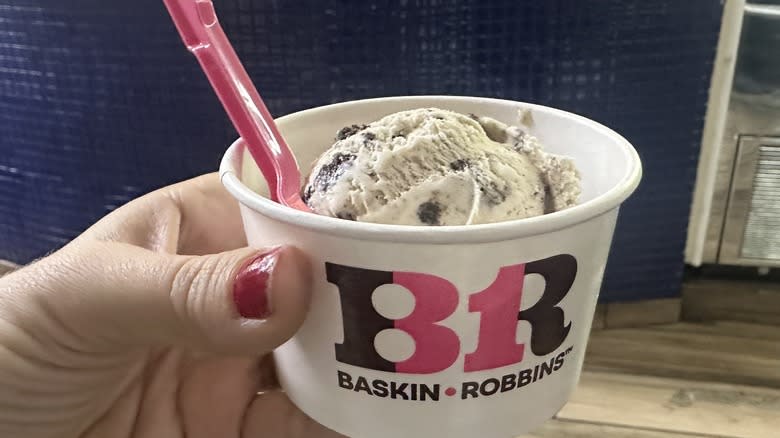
336 124 367 140
417 201 443 225
311 153 356 192
449 159 470 171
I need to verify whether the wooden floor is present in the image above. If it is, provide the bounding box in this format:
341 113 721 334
524 321 780 438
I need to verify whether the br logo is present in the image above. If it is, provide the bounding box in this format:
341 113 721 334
327 254 577 374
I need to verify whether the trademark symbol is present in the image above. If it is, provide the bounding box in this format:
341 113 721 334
564 346 573 356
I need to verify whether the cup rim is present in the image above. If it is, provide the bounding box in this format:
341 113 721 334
220 95 642 244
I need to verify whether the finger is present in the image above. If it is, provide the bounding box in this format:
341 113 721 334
177 356 260 438
83 173 246 255
32 243 312 355
242 391 347 438
80 186 183 253
256 354 280 392
164 173 247 255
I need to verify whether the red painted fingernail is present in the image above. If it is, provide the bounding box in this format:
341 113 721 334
233 247 282 319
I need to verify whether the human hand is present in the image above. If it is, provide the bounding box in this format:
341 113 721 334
0 174 343 438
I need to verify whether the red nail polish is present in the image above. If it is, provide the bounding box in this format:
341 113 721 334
233 248 281 319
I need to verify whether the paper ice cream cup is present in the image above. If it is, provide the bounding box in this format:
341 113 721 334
220 96 641 438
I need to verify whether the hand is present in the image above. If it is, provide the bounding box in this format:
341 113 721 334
0 174 343 438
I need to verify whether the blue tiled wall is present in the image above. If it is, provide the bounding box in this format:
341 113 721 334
0 0 722 301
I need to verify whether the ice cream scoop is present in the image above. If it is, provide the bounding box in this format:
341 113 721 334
301 108 580 226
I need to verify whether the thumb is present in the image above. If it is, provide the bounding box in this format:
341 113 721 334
35 244 312 355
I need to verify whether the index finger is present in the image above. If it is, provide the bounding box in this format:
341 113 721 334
83 173 247 255
164 173 248 255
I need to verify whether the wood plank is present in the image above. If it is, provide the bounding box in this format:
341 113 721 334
557 371 780 438
523 419 723 437
605 298 681 328
650 321 780 342
683 280 780 325
591 304 606 330
584 326 780 388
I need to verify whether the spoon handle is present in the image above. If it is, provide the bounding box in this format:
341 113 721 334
162 0 301 204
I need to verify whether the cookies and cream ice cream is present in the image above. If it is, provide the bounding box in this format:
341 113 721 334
301 108 580 226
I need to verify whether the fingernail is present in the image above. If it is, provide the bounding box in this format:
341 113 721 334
233 247 282 319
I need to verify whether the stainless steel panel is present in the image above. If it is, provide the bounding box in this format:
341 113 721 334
704 2 780 263
720 137 780 265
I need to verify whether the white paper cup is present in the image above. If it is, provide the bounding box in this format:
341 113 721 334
220 96 641 438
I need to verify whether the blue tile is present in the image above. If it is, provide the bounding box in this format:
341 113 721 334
0 0 723 302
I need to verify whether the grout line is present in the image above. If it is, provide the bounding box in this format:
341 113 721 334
581 364 780 391
551 417 740 438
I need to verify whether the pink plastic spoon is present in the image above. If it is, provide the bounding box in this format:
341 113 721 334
162 0 308 210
